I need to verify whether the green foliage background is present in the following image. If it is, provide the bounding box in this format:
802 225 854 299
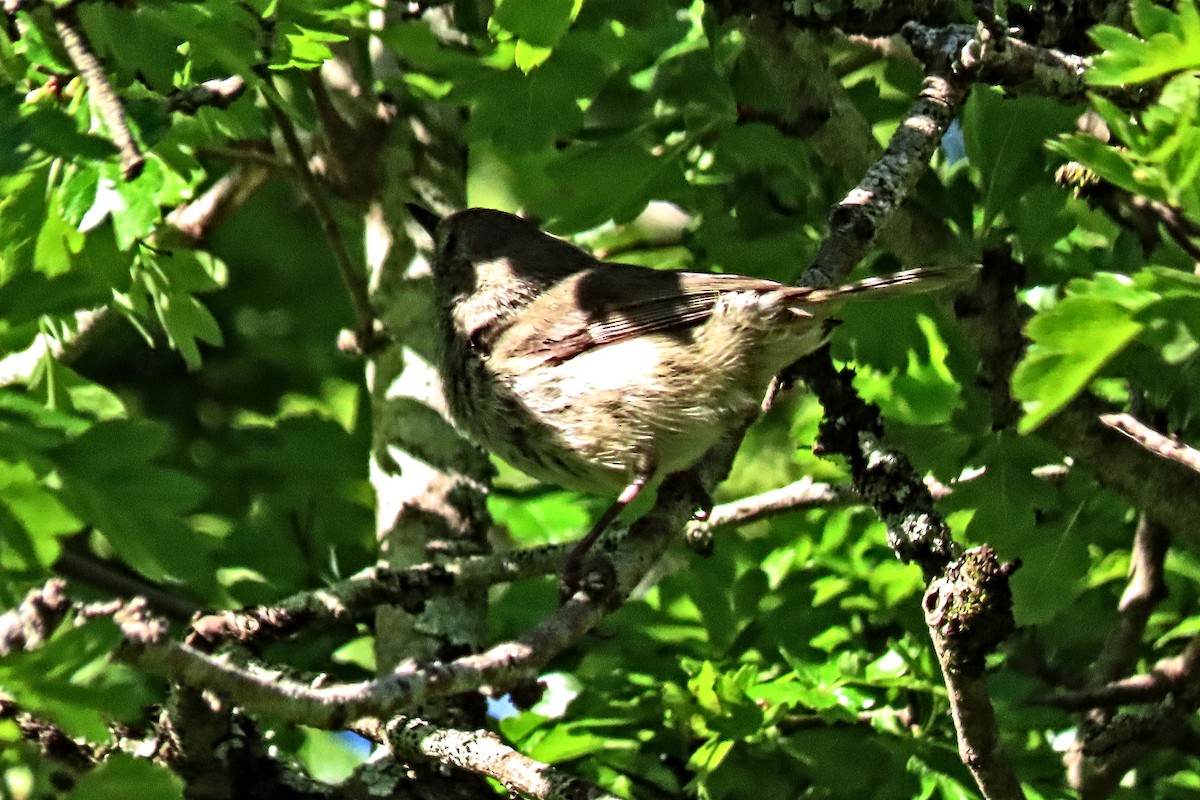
2 0 1200 798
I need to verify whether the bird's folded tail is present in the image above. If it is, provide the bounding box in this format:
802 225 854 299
786 264 980 308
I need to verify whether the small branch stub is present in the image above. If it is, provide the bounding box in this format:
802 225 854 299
924 546 1019 676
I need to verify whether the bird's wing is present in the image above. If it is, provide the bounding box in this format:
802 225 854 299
493 264 785 365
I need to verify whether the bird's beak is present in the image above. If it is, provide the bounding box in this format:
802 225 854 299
406 203 442 239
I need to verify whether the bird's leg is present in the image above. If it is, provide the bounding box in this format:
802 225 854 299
559 458 655 601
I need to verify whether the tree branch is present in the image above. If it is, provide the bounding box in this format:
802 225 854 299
0 694 99 782
0 580 71 656
260 88 378 352
52 5 144 180
1041 395 1200 549
777 24 1025 798
109 477 700 729
192 476 877 647
358 717 626 800
1090 516 1171 688
189 548 565 646
801 69 966 287
1098 413 1200 476
902 21 1091 102
166 76 247 115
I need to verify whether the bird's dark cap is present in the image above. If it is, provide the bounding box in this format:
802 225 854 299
406 203 442 238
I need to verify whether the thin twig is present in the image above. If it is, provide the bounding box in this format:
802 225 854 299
165 164 273 246
199 143 292 171
53 547 200 623
1090 516 1170 687
1041 397 1200 550
52 6 144 180
167 76 247 115
0 694 99 776
1099 413 1200 476
261 87 378 351
192 478 874 647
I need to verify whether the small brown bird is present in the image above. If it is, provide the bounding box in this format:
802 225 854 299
409 205 972 594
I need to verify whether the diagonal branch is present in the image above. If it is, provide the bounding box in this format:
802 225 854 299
1099 413 1200 476
359 717 627 800
117 477 701 729
1089 516 1171 688
261 88 378 352
1041 396 1200 549
781 24 1024 800
52 5 144 180
801 69 966 287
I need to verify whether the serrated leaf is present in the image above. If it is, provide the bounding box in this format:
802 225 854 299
1009 504 1090 625
1089 11 1200 85
1014 277 1159 431
157 294 224 370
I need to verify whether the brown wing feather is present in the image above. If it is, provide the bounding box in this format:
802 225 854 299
495 263 784 365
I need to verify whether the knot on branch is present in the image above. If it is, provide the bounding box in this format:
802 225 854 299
923 546 1019 676
115 598 169 646
0 579 70 655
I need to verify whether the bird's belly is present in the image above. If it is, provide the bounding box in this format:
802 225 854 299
494 334 769 491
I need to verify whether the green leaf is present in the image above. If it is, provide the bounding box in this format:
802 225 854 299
540 139 685 230
0 621 153 740
514 39 554 73
1089 0 1200 85
0 461 80 568
1013 275 1158 431
52 419 211 581
22 106 119 161
492 0 581 48
157 294 224 370
66 754 184 800
948 433 1057 551
273 24 350 70
1009 502 1091 625
459 57 588 153
962 88 1079 231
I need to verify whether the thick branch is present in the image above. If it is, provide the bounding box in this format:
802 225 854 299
360 717 624 800
903 22 1089 101
118 478 700 729
802 70 965 287
924 548 1024 800
780 30 1024 797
